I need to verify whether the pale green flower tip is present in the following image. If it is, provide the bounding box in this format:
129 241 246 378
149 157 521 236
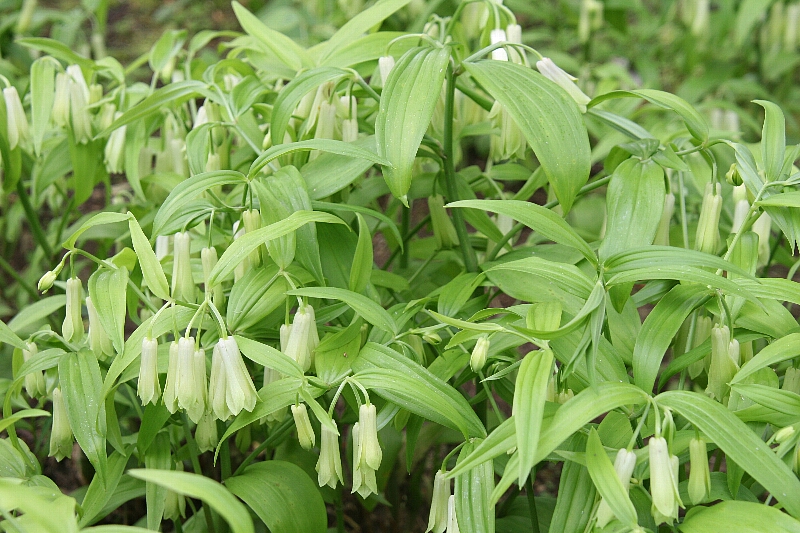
49 387 74 462
291 403 315 451
688 437 711 505
38 270 58 292
470 335 490 373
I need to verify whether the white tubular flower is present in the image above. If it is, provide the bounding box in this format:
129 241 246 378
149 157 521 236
205 152 221 172
313 101 337 142
291 403 316 450
445 495 460 533
209 336 258 421
155 235 171 261
654 193 675 246
62 277 84 343
163 341 180 413
163 487 186 521
194 104 209 129
138 337 161 406
427 470 450 533
351 422 378 498
694 183 722 255
86 296 114 359
49 387 73 461
378 56 395 86
96 102 115 132
490 29 509 61
201 247 225 308
232 221 249 282
470 336 490 373
688 437 711 505
196 411 219 453
506 24 524 64
317 423 344 489
535 58 591 112
176 337 205 423
596 448 638 527
104 119 126 174
4 86 29 150
649 436 681 525
358 403 382 470
171 231 195 303
22 341 46 398
428 195 460 249
53 72 71 128
284 304 319 372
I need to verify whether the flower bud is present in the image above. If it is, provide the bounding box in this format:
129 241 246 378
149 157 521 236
4 86 29 150
446 495 460 533
649 436 681 525
726 163 743 186
694 182 722 254
688 437 710 504
62 277 84 343
174 338 205 423
379 55 395 86
53 72 71 128
317 423 343 488
284 304 319 372
291 403 315 450
428 195 459 249
138 337 161 406
163 341 180 412
752 212 772 268
470 335 490 373
49 387 73 461
654 193 675 246
775 426 796 443
536 58 591 112
490 29 509 61
596 448 637 527
104 120 126 174
171 231 195 303
38 269 59 293
163 486 186 521
706 324 738 402
86 296 114 359
241 210 263 267
423 331 442 345
427 470 450 533
67 65 92 144
196 411 219 453
201 247 225 308
209 336 258 421
155 235 171 261
22 342 46 398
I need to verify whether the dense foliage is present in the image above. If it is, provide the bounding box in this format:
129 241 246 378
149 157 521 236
3 1 800 533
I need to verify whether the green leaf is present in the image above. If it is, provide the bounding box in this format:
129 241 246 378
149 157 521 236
79 449 128 527
514 348 554 484
454 440 495 533
0 409 49 434
604 246 748 277
733 333 800 385
548 434 596 533
302 136 379 199
231 1 312 71
586 428 637 527
128 213 170 301
18 37 94 69
464 60 591 212
353 343 486 438
30 58 55 156
227 461 327 533
269 66 347 148
0 319 28 350
88 267 128 354
375 46 450 202
226 265 289 331
59 350 107 485
757 191 800 208
315 319 362 385
679 501 800 533
0 478 80 533
633 284 710 393
606 266 758 303
448 199 596 264
486 257 594 300
148 29 187 75
754 100 786 182
249 138 389 178
599 158 665 260
153 170 247 236
62 212 131 249
208 211 345 287
349 214 373 294
437 273 485 317
658 391 800 518
589 89 709 142
289 287 397 334
731 384 800 416
143 433 170 530
129 469 254 533
311 200 403 250
234 335 303 379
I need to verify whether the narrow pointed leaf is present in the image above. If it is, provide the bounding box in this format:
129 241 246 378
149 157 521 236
515 348 554 484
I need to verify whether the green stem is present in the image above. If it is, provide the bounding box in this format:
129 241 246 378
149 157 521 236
400 204 410 269
232 417 294 476
0 254 39 301
443 64 478 273
182 414 216 533
383 215 431 270
525 472 540 533
16 180 54 260
335 487 346 533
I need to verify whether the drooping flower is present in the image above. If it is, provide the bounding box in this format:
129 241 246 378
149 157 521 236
62 277 84 343
427 470 451 533
378 56 395 87
292 403 316 450
4 86 29 150
470 336 490 373
445 495 460 533
649 436 681 525
67 65 92 144
694 182 722 255
49 387 73 461
490 29 508 61
352 403 382 498
86 296 114 359
171 231 195 303
208 336 258 421
138 336 161 406
284 304 319 372
52 72 71 128
163 341 180 413
688 437 711 504
196 411 219 453
176 337 206 423
535 58 591 112
201 247 225 308
706 324 739 402
317 423 343 489
104 118 127 174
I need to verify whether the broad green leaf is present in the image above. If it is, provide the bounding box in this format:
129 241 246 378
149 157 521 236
59 350 107 485
633 284 710 393
30 58 55 156
311 200 403 250
124 122 147 200
658 391 800 518
148 29 187 75
0 319 28 350
101 81 212 136
231 1 311 71
289 287 397 334
234 335 303 379
375 46 450 203
587 108 653 140
249 138 389 178
757 191 800 208
62 212 131 249
589 89 709 142
153 170 247 236
604 246 748 277
734 0 774 46
437 273 485 317
18 37 94 69
454 440 495 533
732 383 800 416
129 469 254 533
449 199 596 264
14 348 65 379
316 0 414 63
0 409 49 434
606 266 758 303
226 265 290 331
269 66 346 147
302 136 379 199
755 100 786 182
349 214 373 294
82 527 152 533
69 137 107 205
486 257 594 299
464 60 591 212
88 267 128 354
679 501 800 533
143 433 170 530
354 343 486 438
514 348 554 484
0 478 79 533
227 461 327 533
548 435 595 533
585 429 637 527
733 333 800 384
315 319 362 385
208 211 345 287
599 158 665 260
128 213 170 301
79 450 128 527
317 31 415 68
